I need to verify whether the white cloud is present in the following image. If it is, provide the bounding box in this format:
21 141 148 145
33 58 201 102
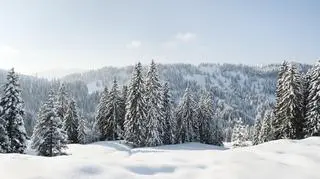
175 32 196 42
162 32 197 49
126 40 142 49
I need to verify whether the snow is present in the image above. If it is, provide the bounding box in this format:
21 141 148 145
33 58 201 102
1 138 320 179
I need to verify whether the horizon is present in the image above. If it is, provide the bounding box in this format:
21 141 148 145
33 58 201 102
0 0 319 76
0 60 314 80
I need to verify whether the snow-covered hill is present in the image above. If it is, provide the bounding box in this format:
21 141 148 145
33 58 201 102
0 63 312 136
1 138 319 179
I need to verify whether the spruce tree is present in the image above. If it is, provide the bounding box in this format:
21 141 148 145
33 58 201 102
145 61 163 147
198 91 223 146
119 85 128 138
273 61 289 139
253 102 273 145
211 115 224 146
0 115 9 153
273 63 304 139
64 99 80 143
161 82 175 145
77 116 87 144
232 118 248 147
259 109 274 143
95 87 108 140
0 68 27 153
124 62 148 147
302 71 311 128
104 79 123 140
56 83 69 120
304 61 320 136
31 91 68 157
175 87 198 143
252 119 263 145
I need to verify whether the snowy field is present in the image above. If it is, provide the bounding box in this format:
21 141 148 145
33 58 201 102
1 138 320 179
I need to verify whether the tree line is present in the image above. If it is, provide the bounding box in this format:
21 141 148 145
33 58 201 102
0 61 224 156
253 61 320 145
2 60 318 156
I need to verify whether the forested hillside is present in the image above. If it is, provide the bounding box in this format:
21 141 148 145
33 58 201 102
0 63 311 137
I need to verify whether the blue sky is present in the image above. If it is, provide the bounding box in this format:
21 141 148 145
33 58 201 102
0 0 319 74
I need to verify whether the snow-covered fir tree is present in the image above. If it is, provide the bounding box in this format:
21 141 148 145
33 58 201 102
77 116 87 144
302 70 311 128
95 87 108 140
232 119 248 147
104 79 123 140
175 87 199 143
85 120 100 143
273 61 289 139
304 61 320 136
119 85 128 138
252 102 273 145
124 62 148 147
161 82 175 145
0 115 9 153
56 83 69 120
198 91 223 146
31 91 68 157
252 118 263 145
64 99 80 143
0 68 27 153
273 63 305 139
144 61 163 147
259 109 274 143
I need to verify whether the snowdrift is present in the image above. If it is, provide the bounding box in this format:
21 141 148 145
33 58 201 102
1 138 320 179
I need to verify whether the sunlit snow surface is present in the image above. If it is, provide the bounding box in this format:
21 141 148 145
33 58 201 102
1 138 320 179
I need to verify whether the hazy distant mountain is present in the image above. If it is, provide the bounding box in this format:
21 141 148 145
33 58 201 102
32 68 87 80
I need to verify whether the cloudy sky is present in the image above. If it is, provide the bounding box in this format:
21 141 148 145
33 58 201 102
0 0 319 75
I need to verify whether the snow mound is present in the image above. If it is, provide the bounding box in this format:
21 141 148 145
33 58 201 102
1 138 320 179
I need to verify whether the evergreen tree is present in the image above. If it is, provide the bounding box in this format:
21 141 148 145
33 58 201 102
56 83 69 120
95 87 108 140
175 87 198 143
161 82 175 145
302 71 311 127
144 61 163 146
253 102 273 145
198 91 223 146
124 62 148 147
64 99 80 143
77 116 87 144
0 68 27 153
304 61 320 136
232 118 248 147
273 64 304 139
119 85 128 138
104 79 123 140
86 120 100 143
211 115 224 146
252 119 263 145
31 91 68 156
0 115 9 153
259 110 274 143
273 61 289 139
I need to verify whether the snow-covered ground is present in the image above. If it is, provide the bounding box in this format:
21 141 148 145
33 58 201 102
1 138 320 179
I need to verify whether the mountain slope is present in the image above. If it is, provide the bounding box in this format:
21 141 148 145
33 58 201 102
0 63 311 136
63 63 283 124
